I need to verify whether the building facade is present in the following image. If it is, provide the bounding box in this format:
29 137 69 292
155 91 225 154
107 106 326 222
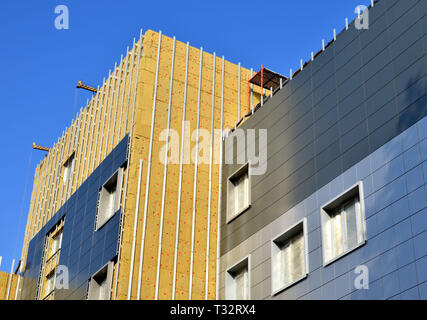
219 0 427 300
18 30 261 300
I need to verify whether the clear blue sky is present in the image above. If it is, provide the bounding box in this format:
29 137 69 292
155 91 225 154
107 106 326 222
0 0 369 272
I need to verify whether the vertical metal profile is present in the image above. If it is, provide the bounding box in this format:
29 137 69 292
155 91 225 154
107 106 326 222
33 155 49 236
36 141 55 231
41 138 59 226
110 54 124 151
116 47 130 144
33 155 48 235
115 29 144 300
238 62 241 120
250 68 253 111
77 105 90 186
189 47 203 300
68 112 79 196
205 52 216 300
51 130 67 213
97 71 112 167
46 133 62 218
127 159 143 299
20 164 40 273
123 39 138 137
104 63 118 156
155 36 176 300
85 86 100 178
68 107 83 197
91 80 105 172
215 56 225 299
137 30 162 300
14 265 22 300
6 259 15 300
172 41 190 300
58 116 76 209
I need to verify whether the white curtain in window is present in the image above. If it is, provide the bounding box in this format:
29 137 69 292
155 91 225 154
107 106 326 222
274 230 305 291
325 196 362 262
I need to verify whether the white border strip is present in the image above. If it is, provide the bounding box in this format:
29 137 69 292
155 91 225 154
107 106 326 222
172 41 190 300
216 56 225 299
137 30 162 300
189 46 203 300
204 52 216 300
155 36 176 300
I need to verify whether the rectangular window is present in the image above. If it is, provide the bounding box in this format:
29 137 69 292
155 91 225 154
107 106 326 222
96 168 124 230
226 256 250 300
38 218 65 300
321 183 366 265
88 262 114 300
271 219 308 295
49 229 63 259
63 153 75 184
227 163 250 222
44 272 55 299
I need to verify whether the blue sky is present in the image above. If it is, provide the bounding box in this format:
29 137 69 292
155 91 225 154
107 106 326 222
0 0 369 272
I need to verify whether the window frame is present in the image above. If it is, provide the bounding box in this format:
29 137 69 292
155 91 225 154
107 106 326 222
226 162 251 224
320 181 367 267
270 218 309 296
95 168 124 231
225 255 251 300
87 261 114 300
63 152 76 184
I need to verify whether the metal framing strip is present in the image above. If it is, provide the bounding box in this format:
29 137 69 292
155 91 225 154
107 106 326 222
60 114 77 206
31 159 45 238
97 71 112 169
114 30 143 300
35 141 54 233
104 63 118 156
172 41 190 300
45 134 62 221
189 46 204 300
22 161 41 259
137 30 162 300
238 62 241 120
116 47 130 145
6 259 15 300
85 86 101 178
79 99 93 185
110 54 124 151
127 158 143 299
155 35 176 300
91 80 106 172
67 107 83 199
68 109 82 198
205 52 216 300
50 129 67 215
40 137 59 227
216 56 225 299
123 39 138 139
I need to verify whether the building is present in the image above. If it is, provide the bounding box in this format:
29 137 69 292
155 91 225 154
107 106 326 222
13 0 427 301
219 0 427 300
18 29 261 300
